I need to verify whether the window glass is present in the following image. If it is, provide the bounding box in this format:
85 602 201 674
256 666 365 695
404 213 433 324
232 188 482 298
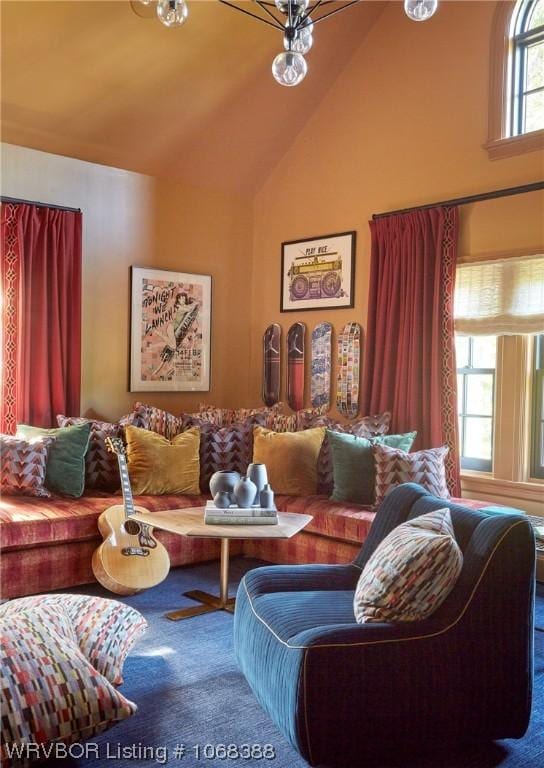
511 0 544 136
455 336 469 368
456 335 496 472
472 336 497 368
526 42 544 89
529 0 544 28
464 417 493 461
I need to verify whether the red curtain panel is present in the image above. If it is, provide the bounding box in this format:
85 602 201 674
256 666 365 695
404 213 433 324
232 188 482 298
0 202 82 430
362 206 460 496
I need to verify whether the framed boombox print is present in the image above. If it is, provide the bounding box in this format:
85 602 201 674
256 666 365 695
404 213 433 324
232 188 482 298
280 231 356 312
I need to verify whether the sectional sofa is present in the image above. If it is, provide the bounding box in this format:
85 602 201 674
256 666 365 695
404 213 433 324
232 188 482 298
0 402 490 599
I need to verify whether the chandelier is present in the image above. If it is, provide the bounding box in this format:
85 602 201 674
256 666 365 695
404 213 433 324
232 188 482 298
136 1 439 87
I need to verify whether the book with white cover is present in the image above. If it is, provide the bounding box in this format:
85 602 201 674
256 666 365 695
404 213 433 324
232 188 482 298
205 500 277 516
205 514 278 526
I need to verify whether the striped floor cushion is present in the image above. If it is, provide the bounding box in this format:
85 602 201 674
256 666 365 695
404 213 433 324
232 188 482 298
0 595 147 685
0 604 138 768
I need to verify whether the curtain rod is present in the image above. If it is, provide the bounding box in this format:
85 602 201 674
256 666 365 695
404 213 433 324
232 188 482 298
372 180 544 219
0 195 81 214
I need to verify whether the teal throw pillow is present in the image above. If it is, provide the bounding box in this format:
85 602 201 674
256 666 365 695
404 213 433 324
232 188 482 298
328 429 417 505
16 423 91 498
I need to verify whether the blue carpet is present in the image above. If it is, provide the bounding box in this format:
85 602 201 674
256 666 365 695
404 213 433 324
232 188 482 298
48 559 543 768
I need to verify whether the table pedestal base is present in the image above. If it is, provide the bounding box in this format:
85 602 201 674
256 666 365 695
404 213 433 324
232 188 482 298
166 538 235 621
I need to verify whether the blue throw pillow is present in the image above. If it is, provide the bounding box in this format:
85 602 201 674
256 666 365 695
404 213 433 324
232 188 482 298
328 429 417 505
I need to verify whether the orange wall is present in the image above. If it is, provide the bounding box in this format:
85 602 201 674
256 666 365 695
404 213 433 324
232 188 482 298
1 143 253 421
249 0 544 414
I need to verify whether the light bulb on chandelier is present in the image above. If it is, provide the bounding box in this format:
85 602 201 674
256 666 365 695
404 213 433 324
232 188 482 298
404 0 438 22
156 0 188 28
284 20 313 55
272 51 307 87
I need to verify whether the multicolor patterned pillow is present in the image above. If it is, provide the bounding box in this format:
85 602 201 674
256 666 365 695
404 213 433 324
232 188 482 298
57 415 121 491
198 403 282 428
0 594 148 686
128 402 187 440
189 416 267 493
353 508 463 623
373 443 450 506
0 435 54 498
310 412 392 494
0 606 137 768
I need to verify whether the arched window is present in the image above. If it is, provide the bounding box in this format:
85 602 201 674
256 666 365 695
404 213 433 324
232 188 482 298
510 0 544 136
487 0 544 158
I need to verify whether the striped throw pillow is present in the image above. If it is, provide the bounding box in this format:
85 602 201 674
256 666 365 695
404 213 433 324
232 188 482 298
353 508 463 623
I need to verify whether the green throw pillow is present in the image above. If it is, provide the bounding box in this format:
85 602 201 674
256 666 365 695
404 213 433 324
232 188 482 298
17 423 91 498
327 429 417 505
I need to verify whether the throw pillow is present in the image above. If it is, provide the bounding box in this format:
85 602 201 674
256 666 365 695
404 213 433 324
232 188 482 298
16 423 91 498
0 435 54 498
198 403 282 428
373 443 450 506
57 415 122 491
187 417 267 493
0 594 148 686
328 430 417 505
128 401 187 440
0 607 137 768
252 426 326 496
125 425 200 495
310 412 392 494
353 508 463 623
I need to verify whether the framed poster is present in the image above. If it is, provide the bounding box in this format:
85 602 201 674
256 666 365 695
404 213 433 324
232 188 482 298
280 231 356 312
130 267 211 392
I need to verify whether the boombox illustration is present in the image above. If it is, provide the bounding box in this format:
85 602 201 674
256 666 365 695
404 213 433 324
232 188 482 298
288 253 344 301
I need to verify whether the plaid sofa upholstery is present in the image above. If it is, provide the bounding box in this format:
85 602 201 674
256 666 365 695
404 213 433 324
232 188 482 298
0 490 489 598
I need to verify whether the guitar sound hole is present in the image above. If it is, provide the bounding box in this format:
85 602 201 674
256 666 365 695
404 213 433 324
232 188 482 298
124 519 141 536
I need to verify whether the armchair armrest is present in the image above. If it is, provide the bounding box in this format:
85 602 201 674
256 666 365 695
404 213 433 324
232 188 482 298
294 617 444 648
242 563 361 597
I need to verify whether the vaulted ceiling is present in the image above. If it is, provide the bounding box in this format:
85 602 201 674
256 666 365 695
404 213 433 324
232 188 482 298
1 0 384 194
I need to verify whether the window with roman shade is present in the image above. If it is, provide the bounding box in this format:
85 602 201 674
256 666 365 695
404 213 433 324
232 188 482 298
454 254 544 336
454 254 544 484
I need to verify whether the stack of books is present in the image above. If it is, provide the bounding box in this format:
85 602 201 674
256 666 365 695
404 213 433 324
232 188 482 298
204 500 278 525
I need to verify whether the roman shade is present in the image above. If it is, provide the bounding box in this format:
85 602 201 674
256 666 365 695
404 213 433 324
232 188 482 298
454 254 544 336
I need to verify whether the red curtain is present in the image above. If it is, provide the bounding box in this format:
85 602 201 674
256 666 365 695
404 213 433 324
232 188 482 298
0 202 82 431
362 206 460 496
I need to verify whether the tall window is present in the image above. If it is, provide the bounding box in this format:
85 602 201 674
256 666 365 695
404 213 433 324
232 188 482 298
532 334 544 478
454 255 544 484
456 336 496 472
510 0 544 136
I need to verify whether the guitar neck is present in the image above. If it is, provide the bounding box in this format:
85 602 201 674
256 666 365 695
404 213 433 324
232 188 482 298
117 454 136 518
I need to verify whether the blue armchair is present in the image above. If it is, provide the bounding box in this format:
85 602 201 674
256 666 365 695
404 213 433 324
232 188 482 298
234 483 535 767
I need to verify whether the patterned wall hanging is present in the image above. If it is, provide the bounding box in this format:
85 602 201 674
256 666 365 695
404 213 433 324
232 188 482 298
336 322 361 419
310 322 332 410
262 323 281 406
287 322 306 411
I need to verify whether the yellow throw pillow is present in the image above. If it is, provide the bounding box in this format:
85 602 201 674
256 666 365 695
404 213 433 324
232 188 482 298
125 425 200 496
253 426 326 496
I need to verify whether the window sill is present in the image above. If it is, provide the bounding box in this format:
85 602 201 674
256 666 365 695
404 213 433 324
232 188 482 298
484 129 544 160
460 471 544 508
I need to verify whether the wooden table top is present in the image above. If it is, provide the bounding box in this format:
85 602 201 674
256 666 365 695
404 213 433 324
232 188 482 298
131 507 312 540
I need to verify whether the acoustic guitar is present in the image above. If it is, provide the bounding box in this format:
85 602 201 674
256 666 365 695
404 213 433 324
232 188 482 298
92 437 170 595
